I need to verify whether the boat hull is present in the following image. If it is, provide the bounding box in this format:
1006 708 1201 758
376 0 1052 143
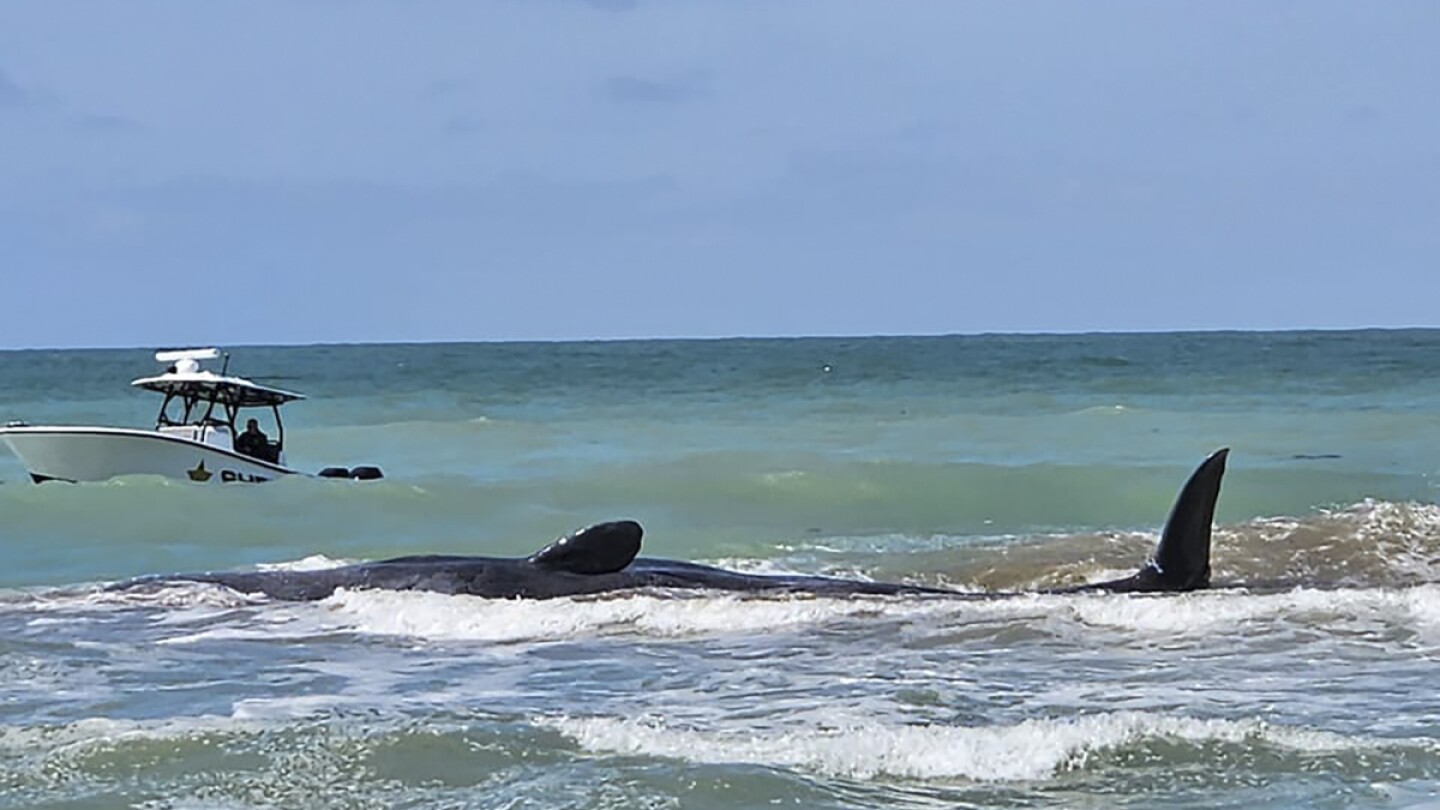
0 426 299 484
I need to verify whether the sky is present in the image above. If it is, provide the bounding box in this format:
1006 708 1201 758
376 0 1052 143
1 1 1437 349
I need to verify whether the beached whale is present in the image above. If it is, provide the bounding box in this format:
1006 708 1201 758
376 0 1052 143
131 449 1228 601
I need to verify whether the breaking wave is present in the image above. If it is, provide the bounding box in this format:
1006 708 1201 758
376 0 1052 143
544 710 1439 782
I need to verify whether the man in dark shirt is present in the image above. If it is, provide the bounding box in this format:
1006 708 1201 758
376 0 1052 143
235 418 269 460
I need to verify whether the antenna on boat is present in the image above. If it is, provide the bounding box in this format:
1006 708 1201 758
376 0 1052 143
220 351 231 375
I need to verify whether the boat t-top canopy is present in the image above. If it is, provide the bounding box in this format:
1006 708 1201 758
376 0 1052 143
130 348 305 408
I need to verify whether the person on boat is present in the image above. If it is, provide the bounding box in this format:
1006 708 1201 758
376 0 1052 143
235 418 270 460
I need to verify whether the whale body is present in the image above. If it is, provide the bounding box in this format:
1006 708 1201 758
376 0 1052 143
134 449 1229 601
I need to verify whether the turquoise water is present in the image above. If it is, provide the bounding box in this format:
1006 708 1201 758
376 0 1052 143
2 330 1440 807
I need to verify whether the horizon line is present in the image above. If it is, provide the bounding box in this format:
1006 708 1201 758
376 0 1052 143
2 324 1437 353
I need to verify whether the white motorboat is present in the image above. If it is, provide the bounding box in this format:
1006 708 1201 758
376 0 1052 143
0 348 381 484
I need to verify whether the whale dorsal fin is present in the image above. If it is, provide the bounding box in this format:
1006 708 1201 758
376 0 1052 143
527 520 643 575
1074 448 1228 594
1149 447 1228 589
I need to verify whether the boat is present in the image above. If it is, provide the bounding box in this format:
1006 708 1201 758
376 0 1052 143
0 348 382 484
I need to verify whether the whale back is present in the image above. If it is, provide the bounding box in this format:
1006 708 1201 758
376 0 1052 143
526 520 643 575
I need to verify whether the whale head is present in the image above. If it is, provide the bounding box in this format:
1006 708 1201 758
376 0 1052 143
526 520 644 575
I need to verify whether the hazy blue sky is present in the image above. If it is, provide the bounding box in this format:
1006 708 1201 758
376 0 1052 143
1 1 1436 348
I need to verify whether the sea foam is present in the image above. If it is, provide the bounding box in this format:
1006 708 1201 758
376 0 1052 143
315 584 1440 644
541 710 1410 782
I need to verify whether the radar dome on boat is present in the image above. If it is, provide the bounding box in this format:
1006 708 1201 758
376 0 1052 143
155 348 221 363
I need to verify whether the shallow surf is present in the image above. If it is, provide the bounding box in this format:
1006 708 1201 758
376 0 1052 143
3 331 1440 807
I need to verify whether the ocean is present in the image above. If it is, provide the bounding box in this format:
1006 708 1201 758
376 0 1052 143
2 330 1439 808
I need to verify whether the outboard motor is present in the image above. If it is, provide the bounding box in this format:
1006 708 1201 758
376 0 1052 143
316 465 384 480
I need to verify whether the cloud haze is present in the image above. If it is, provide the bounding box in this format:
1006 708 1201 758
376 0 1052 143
0 1 1436 348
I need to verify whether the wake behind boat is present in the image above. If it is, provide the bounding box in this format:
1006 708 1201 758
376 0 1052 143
0 348 382 484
